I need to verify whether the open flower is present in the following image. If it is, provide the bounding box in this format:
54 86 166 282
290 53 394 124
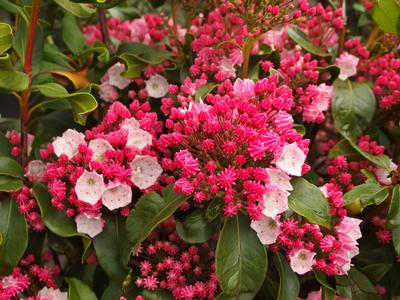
130 155 163 189
145 74 169 98
251 216 280 245
336 52 359 80
75 171 106 205
88 138 114 162
52 129 85 159
289 248 316 275
102 182 132 210
276 143 306 176
75 212 105 238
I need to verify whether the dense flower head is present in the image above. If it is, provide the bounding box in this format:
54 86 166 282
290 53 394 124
158 77 309 220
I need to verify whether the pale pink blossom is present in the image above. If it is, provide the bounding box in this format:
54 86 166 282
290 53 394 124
102 182 132 210
130 155 163 189
336 52 359 80
374 161 397 186
314 83 333 111
75 171 106 205
289 248 316 275
145 74 169 98
120 117 140 131
263 29 285 51
107 62 131 89
233 78 255 100
217 57 236 80
37 287 68 300
266 168 293 191
129 18 151 44
75 212 105 238
276 143 306 176
99 82 119 103
299 289 322 300
25 160 46 182
250 215 280 245
88 138 114 162
262 189 290 218
126 129 153 150
52 129 85 159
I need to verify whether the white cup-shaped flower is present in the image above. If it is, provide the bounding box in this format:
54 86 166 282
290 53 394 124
102 182 132 210
262 188 290 218
289 248 316 275
120 117 140 131
37 287 68 300
88 138 114 162
25 160 46 182
75 171 106 205
52 129 85 159
108 62 131 90
250 215 280 245
130 155 163 190
75 212 105 238
145 74 169 98
266 168 293 191
276 143 306 176
126 129 153 150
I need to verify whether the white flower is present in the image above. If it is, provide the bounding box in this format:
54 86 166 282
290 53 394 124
88 138 113 162
250 215 280 245
262 189 290 218
102 182 132 210
99 82 119 103
25 160 46 182
37 287 68 300
52 129 85 159
266 168 293 191
276 143 306 176
145 74 169 98
374 160 397 186
120 117 140 131
126 129 153 150
336 52 359 80
289 248 316 275
130 155 163 190
75 212 105 238
75 171 106 205
108 62 131 89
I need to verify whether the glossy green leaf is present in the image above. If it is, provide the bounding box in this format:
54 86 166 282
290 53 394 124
293 124 306 136
0 70 29 92
118 53 146 78
372 0 400 33
314 270 335 292
0 133 11 157
388 185 400 228
61 13 86 55
195 83 218 101
328 139 359 160
66 277 98 300
392 226 400 256
286 26 330 57
343 183 389 208
0 156 23 178
54 0 96 18
176 210 219 244
126 185 187 251
85 42 110 63
288 178 331 227
216 212 267 297
205 197 224 222
0 197 28 276
93 215 131 284
0 176 23 192
0 23 13 54
273 253 299 300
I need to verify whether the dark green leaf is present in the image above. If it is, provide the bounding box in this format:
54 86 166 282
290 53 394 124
0 0 29 23
314 270 335 292
273 253 299 300
0 156 23 178
0 197 28 276
216 212 267 296
66 277 98 300
388 185 400 228
0 23 13 55
372 0 400 33
85 42 110 63
205 197 224 221
61 13 86 55
332 79 376 140
176 210 219 244
288 178 331 227
0 133 11 157
54 0 96 18
328 139 359 160
195 83 218 101
0 176 23 192
347 268 381 300
361 264 392 284
392 226 400 255
343 183 389 208
286 26 330 57
126 185 187 251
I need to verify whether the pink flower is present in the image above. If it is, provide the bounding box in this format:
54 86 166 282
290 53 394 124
300 289 322 300
120 117 140 131
145 74 169 98
130 155 163 189
262 189 290 218
276 143 306 176
336 52 359 80
75 212 105 238
107 62 131 89
99 82 119 103
37 287 68 300
52 129 85 158
126 128 153 150
233 78 255 100
374 161 397 186
266 168 293 191
25 160 46 182
88 138 114 162
289 248 316 275
75 171 106 205
217 57 237 80
250 215 280 245
102 182 132 210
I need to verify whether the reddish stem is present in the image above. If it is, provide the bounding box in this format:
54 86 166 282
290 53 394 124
338 0 346 56
98 9 113 53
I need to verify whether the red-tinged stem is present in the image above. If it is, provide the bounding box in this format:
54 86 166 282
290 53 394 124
365 25 380 49
20 0 41 167
98 9 113 53
338 0 346 56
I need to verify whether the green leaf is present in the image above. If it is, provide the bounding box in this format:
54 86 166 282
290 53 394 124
273 253 299 300
347 268 381 300
126 185 187 251
388 185 400 228
332 79 376 140
392 226 400 256
118 53 146 78
288 178 331 227
286 26 330 57
205 197 224 221
0 70 29 92
66 277 98 300
85 42 110 63
0 133 11 157
0 156 23 178
314 270 335 292
54 0 96 18
343 183 389 208
361 264 392 283
0 23 13 55
61 13 86 55
176 210 219 244
293 124 306 136
0 0 29 24
71 0 124 9
328 139 359 160
372 0 400 33
33 83 98 125
93 215 131 285
0 176 23 192
216 212 267 297
195 83 218 101
349 141 391 170
0 197 28 276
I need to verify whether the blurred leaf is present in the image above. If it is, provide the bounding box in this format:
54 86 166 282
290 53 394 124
66 277 98 300
42 44 74 71
0 23 13 55
126 185 187 251
176 210 219 244
347 268 381 300
286 26 330 57
0 70 29 92
328 139 359 160
216 212 267 297
61 13 86 55
54 0 96 18
0 156 23 178
293 124 306 136
314 270 335 292
273 253 299 300
84 42 110 63
372 0 400 33
361 264 392 284
0 176 23 192
195 83 218 101
332 80 376 141
288 178 331 227
392 226 400 255
343 183 389 209
0 133 11 157
0 197 28 276
387 185 400 228
0 0 29 23
71 0 124 9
